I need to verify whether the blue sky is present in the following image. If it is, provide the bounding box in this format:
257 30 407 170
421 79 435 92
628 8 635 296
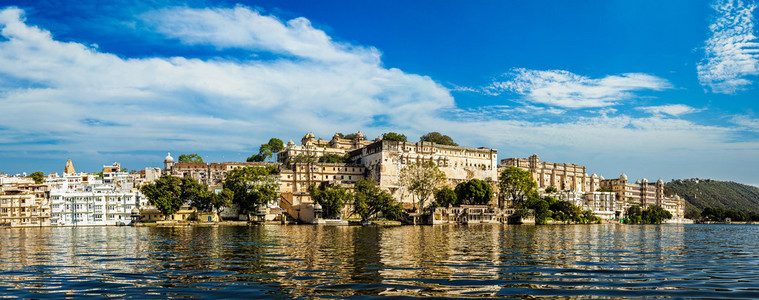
1 0 758 186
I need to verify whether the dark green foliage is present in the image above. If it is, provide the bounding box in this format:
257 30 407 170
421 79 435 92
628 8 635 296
382 132 408 142
178 154 203 163
248 138 285 162
352 178 400 222
141 175 185 219
522 196 600 225
433 186 457 207
212 189 234 218
700 207 759 222
499 167 538 208
508 208 529 224
309 183 350 219
181 177 212 211
544 186 558 193
343 133 358 140
28 171 44 184
525 197 550 224
419 132 457 146
624 205 672 224
454 179 493 205
223 166 279 214
318 153 349 163
666 179 759 213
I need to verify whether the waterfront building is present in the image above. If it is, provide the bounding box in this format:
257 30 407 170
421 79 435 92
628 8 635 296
600 174 685 220
430 205 504 224
500 154 600 193
278 162 366 223
0 184 50 227
48 161 145 226
348 140 498 208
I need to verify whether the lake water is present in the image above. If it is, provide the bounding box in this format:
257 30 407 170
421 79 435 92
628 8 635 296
1 224 758 299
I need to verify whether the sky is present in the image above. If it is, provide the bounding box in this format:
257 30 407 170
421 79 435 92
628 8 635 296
0 0 758 186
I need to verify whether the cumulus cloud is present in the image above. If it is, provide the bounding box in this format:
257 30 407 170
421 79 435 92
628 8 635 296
485 68 672 108
697 0 759 94
141 5 380 64
0 6 452 155
637 104 703 117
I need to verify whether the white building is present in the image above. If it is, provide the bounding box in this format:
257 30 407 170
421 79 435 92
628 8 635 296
48 169 147 226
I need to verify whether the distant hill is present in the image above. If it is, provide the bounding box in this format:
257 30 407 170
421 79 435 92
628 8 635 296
665 179 759 214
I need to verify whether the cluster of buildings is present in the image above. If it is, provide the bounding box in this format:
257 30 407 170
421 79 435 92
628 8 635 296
1 131 686 227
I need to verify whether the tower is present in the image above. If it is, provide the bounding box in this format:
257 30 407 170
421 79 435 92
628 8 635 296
164 152 174 173
64 159 76 175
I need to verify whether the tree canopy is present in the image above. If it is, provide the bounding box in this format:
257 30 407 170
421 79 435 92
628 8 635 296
419 132 457 146
248 138 285 162
498 166 537 208
141 175 186 219
28 171 45 184
382 132 407 142
454 179 493 205
400 160 447 212
309 183 351 219
433 186 457 208
178 154 204 163
352 178 401 222
624 205 672 224
223 166 279 214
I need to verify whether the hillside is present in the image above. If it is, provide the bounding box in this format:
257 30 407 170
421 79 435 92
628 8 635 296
665 179 759 215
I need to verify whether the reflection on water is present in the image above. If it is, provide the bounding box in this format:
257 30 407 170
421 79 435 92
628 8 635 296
0 224 758 298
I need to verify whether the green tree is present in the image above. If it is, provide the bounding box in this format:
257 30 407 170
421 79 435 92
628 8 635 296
454 179 493 205
545 186 558 193
641 205 672 224
309 183 351 219
526 196 550 224
28 171 45 184
382 132 408 142
178 154 204 163
419 132 458 146
211 189 234 220
434 186 457 207
400 160 447 212
223 166 279 217
352 178 400 222
248 138 285 162
181 177 212 210
141 175 185 220
498 167 537 208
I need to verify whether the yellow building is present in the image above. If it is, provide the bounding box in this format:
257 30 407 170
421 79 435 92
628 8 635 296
500 154 599 192
600 174 685 220
0 186 50 227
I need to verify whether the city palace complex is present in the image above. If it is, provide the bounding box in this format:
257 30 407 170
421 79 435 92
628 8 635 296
0 131 685 227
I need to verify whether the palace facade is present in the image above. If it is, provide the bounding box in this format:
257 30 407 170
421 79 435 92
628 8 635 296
500 154 601 193
349 140 498 208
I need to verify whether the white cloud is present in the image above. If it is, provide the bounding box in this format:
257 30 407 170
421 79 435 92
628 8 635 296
0 6 452 154
697 0 759 94
731 114 759 130
485 68 672 108
637 104 703 117
141 5 380 64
